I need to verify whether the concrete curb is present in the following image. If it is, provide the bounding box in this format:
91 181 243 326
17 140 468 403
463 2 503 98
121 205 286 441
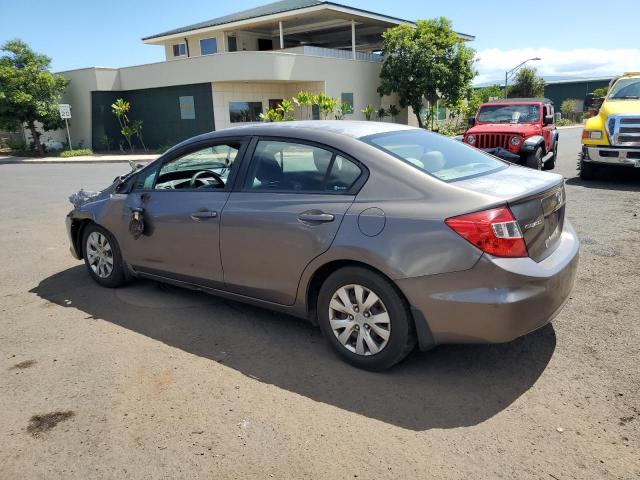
556 125 583 130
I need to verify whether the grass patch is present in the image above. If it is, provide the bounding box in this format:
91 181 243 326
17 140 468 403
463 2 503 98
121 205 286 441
57 148 93 158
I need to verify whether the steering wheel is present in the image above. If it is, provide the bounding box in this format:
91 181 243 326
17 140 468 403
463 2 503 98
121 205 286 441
189 169 224 189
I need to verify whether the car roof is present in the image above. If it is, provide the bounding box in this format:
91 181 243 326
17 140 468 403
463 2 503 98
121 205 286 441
218 120 416 138
484 98 552 104
171 121 418 151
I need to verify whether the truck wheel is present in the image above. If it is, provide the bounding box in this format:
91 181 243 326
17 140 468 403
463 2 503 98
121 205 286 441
526 147 543 170
580 159 597 180
544 142 557 170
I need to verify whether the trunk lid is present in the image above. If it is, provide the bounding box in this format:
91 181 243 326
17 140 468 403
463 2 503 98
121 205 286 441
455 166 565 262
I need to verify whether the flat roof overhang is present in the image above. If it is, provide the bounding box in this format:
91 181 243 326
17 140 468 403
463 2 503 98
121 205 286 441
142 4 474 45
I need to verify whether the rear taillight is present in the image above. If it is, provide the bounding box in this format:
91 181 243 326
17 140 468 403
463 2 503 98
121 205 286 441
445 206 528 258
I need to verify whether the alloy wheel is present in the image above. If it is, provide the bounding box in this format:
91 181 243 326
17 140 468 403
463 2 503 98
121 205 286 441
328 284 390 356
86 231 114 278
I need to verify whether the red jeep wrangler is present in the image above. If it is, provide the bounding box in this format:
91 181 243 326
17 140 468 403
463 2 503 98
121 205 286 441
462 98 558 170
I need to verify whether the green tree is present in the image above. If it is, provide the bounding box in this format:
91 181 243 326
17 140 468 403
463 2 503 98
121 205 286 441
334 102 351 120
293 91 312 120
277 99 295 121
592 86 608 98
376 107 389 121
508 67 545 98
377 17 475 129
111 98 134 152
362 104 375 121
0 39 68 156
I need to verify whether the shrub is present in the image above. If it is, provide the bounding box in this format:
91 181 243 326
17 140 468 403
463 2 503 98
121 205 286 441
7 138 27 150
156 144 173 154
556 118 574 127
57 148 93 158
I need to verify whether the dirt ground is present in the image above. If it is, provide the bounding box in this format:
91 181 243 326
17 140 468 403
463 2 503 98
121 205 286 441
1 126 638 479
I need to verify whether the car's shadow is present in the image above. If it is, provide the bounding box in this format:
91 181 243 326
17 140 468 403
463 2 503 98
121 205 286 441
31 266 557 431
565 164 640 191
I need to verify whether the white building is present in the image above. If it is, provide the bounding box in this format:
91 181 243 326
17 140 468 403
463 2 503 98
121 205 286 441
48 0 473 149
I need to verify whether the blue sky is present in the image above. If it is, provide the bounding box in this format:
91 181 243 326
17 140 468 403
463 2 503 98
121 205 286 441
1 0 639 84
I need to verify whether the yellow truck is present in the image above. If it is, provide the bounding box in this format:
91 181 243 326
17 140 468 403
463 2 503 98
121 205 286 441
580 72 640 179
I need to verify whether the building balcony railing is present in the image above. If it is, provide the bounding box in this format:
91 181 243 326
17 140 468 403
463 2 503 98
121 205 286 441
282 45 383 62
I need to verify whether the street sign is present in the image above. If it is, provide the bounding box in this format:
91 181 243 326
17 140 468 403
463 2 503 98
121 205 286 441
58 104 72 150
58 104 71 119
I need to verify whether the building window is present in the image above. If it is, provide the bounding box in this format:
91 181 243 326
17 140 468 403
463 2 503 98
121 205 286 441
172 43 187 57
200 37 217 56
341 93 354 114
179 96 195 120
229 101 263 123
311 104 320 120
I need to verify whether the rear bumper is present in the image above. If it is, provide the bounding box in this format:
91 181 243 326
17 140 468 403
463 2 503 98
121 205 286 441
398 221 579 345
581 146 640 167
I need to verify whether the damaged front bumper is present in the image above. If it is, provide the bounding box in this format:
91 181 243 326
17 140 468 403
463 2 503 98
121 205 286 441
481 147 521 163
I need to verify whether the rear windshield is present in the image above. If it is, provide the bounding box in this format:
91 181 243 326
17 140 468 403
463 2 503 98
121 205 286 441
365 129 507 182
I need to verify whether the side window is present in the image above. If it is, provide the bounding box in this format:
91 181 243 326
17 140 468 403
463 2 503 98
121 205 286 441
134 165 159 190
151 142 241 190
326 155 362 192
245 140 361 193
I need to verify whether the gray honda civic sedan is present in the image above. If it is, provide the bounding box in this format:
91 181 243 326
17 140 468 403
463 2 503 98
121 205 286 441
66 121 579 370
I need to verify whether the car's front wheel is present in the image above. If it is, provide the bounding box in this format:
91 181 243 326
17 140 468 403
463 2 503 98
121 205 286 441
82 224 127 288
317 266 415 371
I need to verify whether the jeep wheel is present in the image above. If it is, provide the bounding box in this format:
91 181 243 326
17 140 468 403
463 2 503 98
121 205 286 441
526 147 543 170
544 142 557 170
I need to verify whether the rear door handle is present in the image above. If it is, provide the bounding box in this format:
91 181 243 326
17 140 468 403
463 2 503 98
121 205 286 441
298 212 335 223
191 210 218 220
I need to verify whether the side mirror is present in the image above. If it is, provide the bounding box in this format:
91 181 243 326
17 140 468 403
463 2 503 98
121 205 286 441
543 115 554 125
467 117 476 128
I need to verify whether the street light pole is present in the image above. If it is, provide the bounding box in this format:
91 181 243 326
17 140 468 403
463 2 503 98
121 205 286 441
504 57 541 98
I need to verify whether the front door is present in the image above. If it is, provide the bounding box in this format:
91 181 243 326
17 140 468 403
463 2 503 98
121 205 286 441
220 138 364 305
122 139 246 287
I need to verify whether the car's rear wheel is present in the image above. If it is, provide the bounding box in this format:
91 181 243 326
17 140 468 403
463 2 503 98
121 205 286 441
82 224 127 288
317 266 415 371
526 146 543 170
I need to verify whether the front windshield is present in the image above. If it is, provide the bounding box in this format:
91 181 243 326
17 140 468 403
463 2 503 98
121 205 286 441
478 104 540 124
608 78 640 100
365 129 507 182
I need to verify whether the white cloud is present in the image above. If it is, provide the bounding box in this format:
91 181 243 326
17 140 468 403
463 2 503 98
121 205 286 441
473 48 640 85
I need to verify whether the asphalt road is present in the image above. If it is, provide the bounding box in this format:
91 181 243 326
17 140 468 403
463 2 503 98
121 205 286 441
1 126 638 479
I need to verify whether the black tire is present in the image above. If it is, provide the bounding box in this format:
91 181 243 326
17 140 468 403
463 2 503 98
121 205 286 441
81 223 127 288
317 266 416 371
526 146 543 170
543 142 557 170
579 159 597 180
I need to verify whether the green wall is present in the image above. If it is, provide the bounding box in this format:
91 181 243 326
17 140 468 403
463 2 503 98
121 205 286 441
91 83 214 150
544 79 611 110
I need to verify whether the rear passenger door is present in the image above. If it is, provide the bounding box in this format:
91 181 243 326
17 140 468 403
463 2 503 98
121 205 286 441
220 138 365 305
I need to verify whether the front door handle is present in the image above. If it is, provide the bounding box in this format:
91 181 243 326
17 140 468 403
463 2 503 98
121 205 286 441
191 210 218 220
298 211 335 223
